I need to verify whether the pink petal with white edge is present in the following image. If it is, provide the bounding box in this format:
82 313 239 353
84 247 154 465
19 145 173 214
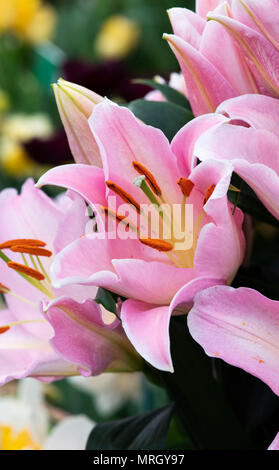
268 432 279 450
171 113 227 175
51 235 194 304
194 123 279 219
200 4 258 94
217 94 279 138
0 310 76 385
188 286 279 396
44 297 136 376
196 0 223 18
164 33 236 116
168 8 205 49
190 159 245 282
231 0 279 50
36 164 106 208
208 13 279 97
170 276 226 314
53 192 88 253
121 300 173 372
89 100 181 204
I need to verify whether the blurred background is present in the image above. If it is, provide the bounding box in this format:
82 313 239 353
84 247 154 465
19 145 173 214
0 0 195 450
0 0 194 190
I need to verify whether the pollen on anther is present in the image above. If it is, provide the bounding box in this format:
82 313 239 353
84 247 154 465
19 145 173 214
11 246 52 257
177 178 194 197
106 181 141 214
139 238 173 252
132 161 162 196
0 326 10 334
203 184 216 206
0 239 46 250
8 262 45 281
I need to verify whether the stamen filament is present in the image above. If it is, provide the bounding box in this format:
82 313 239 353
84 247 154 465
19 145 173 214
36 256 51 284
0 284 36 307
21 253 28 266
0 318 46 331
134 176 172 227
0 250 53 298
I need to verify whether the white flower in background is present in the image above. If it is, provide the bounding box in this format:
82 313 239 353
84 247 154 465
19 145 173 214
2 113 53 142
71 372 143 416
0 379 94 450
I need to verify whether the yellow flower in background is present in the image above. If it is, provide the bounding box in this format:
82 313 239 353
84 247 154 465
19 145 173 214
0 138 33 177
95 15 140 59
0 0 57 44
0 0 14 32
21 4 57 44
0 113 53 177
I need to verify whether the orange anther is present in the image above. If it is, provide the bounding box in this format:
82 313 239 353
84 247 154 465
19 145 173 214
0 239 46 250
10 246 52 257
177 178 194 197
203 184 216 205
106 181 141 214
132 161 162 196
0 326 10 334
139 238 173 252
8 262 45 281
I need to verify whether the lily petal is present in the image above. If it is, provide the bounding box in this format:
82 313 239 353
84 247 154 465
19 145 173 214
208 13 279 97
168 7 205 49
44 297 138 376
164 33 236 116
121 300 173 372
188 286 279 396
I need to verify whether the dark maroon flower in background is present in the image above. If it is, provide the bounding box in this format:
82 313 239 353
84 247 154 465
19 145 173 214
23 130 72 165
61 59 152 102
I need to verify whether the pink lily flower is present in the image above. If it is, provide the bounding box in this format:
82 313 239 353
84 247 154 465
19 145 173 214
37 99 245 372
184 94 279 220
0 179 141 386
269 432 279 450
164 0 279 115
188 285 279 396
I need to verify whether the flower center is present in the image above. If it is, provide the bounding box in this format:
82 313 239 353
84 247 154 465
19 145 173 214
102 161 216 269
0 238 55 333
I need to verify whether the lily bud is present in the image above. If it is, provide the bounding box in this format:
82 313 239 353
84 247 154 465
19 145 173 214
52 78 103 166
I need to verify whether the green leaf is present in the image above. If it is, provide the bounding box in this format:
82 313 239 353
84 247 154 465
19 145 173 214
134 79 191 109
95 287 117 315
86 404 174 450
228 188 279 228
158 316 255 450
128 99 194 141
